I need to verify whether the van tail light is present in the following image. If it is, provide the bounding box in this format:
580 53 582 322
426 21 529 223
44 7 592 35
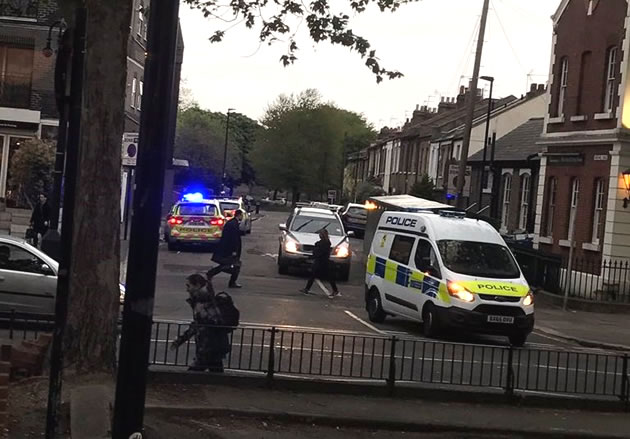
168 216 184 225
210 218 225 226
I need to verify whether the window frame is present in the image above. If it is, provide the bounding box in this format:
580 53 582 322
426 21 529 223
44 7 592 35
558 57 569 116
131 76 137 109
592 178 605 245
604 46 618 113
501 173 512 230
567 178 580 240
414 238 442 279
0 243 49 276
388 235 416 266
544 177 557 237
519 173 531 231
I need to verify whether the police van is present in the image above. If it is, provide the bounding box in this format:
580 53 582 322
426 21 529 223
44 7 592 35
365 209 534 346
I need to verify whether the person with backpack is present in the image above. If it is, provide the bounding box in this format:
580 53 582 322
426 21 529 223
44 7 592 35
300 229 341 298
170 273 240 372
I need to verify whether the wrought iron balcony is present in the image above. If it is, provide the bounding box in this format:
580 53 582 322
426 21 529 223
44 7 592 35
0 74 31 108
0 0 38 19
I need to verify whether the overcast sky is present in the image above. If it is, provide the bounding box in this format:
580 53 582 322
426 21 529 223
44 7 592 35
179 0 558 128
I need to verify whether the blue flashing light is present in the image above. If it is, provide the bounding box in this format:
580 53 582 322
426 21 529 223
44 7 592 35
183 192 204 202
446 193 456 200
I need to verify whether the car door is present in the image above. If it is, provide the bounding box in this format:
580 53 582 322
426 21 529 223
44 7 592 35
411 238 443 316
0 243 57 314
384 234 417 319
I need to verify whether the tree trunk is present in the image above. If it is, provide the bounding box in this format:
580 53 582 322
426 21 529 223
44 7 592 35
62 0 132 373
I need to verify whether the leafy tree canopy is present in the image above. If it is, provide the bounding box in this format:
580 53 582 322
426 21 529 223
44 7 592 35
183 0 417 82
9 138 54 208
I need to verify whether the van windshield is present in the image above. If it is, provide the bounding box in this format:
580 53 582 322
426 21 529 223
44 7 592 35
436 240 520 279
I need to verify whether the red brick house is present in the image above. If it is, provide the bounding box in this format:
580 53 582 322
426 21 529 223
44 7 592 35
534 0 630 263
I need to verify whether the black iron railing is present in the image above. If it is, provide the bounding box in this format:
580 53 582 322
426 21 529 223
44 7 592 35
0 0 38 19
0 74 31 108
151 321 630 406
0 310 55 341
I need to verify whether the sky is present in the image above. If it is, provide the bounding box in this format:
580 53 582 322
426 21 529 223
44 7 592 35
178 0 559 128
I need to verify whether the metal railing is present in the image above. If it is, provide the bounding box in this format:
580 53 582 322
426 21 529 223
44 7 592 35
151 321 630 407
0 0 38 19
0 310 55 341
0 75 32 108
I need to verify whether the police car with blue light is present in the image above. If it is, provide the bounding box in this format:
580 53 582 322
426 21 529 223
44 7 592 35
365 208 534 346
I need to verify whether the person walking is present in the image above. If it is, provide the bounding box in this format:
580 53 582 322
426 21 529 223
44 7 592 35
208 209 243 288
300 229 340 298
170 274 232 372
30 193 50 247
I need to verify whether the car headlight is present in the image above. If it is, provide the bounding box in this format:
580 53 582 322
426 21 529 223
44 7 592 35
447 281 475 302
335 241 350 258
284 237 299 253
523 291 534 307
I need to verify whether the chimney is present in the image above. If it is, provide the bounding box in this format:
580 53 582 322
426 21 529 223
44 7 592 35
411 104 436 124
538 84 546 93
456 87 468 108
438 96 457 114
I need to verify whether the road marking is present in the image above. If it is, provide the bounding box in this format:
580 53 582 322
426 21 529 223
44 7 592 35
315 279 331 296
344 310 386 335
261 253 278 260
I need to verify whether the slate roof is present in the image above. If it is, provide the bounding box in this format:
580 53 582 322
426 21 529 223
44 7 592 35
468 118 544 162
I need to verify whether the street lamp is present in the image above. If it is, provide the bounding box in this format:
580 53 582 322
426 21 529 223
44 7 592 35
477 75 494 212
222 108 235 193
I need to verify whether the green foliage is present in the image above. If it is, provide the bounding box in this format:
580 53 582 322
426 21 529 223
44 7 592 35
8 138 54 208
183 0 417 83
175 107 260 189
409 174 435 200
356 181 386 203
252 89 374 202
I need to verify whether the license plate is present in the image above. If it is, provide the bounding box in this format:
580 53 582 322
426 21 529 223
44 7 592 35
487 315 514 324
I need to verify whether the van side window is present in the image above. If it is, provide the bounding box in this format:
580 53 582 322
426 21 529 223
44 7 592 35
415 239 441 279
389 235 415 265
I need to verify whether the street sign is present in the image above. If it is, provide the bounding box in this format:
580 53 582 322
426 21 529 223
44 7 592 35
122 132 139 166
447 165 471 197
327 189 336 204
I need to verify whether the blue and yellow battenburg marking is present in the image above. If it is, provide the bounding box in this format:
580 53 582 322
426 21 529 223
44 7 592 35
367 254 450 303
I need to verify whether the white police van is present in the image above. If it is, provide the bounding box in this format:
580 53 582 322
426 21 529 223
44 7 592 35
365 209 534 346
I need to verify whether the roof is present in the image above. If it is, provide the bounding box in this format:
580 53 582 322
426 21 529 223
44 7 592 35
297 207 336 217
468 118 544 163
369 195 453 211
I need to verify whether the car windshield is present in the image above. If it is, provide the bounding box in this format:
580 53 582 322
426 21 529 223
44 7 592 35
347 207 367 218
178 203 216 216
291 216 344 236
220 202 240 213
437 240 521 279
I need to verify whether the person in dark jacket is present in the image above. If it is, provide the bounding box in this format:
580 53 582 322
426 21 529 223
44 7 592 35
30 194 50 247
170 274 231 372
300 229 340 298
207 209 243 288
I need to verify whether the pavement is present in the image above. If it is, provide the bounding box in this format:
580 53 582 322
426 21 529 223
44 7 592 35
140 382 630 438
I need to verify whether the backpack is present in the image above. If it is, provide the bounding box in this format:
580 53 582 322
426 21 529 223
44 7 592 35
215 292 240 329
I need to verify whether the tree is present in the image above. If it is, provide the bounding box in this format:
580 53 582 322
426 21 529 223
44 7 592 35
58 0 412 373
409 174 435 200
356 180 385 203
9 139 55 208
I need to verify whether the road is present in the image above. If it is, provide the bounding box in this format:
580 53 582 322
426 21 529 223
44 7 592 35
146 211 626 398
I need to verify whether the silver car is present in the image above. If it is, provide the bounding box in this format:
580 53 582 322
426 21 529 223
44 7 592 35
278 207 353 281
0 235 125 314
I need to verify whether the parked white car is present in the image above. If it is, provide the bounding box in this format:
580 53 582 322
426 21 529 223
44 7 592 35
0 235 125 314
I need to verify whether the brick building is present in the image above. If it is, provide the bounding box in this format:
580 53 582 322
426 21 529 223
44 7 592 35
533 0 630 262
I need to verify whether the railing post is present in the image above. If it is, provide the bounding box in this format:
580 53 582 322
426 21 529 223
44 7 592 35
387 336 397 395
267 327 276 386
504 346 515 398
622 355 628 410
9 309 15 340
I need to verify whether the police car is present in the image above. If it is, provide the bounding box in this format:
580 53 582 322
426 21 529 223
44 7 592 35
217 197 252 234
365 210 534 346
164 193 225 251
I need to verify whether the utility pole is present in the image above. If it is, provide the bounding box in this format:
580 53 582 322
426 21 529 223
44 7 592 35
111 0 180 437
222 108 235 192
456 0 491 208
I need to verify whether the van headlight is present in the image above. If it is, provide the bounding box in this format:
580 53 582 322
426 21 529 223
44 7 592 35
335 241 350 258
284 237 299 253
523 291 534 307
447 281 475 303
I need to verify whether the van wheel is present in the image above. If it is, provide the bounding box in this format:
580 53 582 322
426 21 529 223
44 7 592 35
509 333 528 347
367 288 386 323
422 305 440 338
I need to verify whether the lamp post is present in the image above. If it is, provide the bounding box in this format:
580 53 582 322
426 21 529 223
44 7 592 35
40 19 69 261
222 108 235 193
477 75 494 212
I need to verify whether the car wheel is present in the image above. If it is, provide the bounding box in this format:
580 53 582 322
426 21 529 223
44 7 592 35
277 246 289 275
508 333 528 347
422 304 440 338
338 265 350 282
366 288 386 323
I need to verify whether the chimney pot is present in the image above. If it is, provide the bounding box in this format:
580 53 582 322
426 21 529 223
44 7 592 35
538 84 545 92
415 104 419 110
530 83 537 92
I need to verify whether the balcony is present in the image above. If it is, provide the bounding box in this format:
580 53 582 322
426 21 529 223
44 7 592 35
0 74 31 108
0 0 38 19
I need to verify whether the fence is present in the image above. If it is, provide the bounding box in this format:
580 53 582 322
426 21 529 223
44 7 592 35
150 321 630 407
0 310 55 341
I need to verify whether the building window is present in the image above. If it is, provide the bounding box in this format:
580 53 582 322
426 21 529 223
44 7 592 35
592 178 605 244
519 173 531 231
138 2 148 40
137 80 143 110
0 1 38 19
501 173 512 229
567 178 580 240
557 57 568 116
131 76 137 109
604 47 618 113
0 45 33 108
544 177 557 237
